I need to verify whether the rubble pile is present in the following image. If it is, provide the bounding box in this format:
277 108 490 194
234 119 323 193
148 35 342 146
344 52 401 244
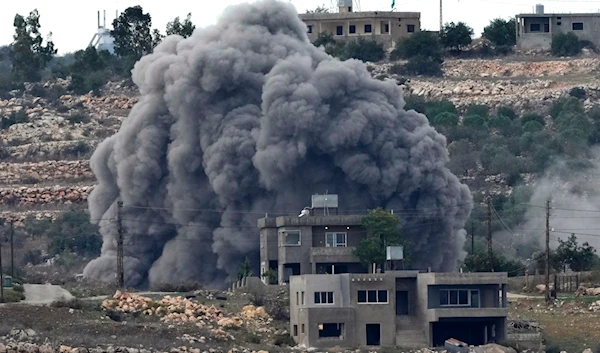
589 300 600 312
102 292 273 341
0 185 94 205
576 285 600 296
0 160 92 185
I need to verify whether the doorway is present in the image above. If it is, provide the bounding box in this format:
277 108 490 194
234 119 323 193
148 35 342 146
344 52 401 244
366 324 381 346
396 291 409 315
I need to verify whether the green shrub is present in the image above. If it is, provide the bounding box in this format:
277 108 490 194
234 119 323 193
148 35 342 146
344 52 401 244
391 31 442 60
463 114 486 128
0 289 25 303
489 114 511 129
401 55 443 77
23 249 44 265
551 32 581 56
343 37 385 62
496 106 516 120
550 96 583 119
523 121 544 133
431 112 459 127
273 334 296 347
522 113 545 125
569 86 586 99
12 284 24 293
465 104 489 118
46 208 102 256
1 110 29 129
66 110 90 124
51 297 84 309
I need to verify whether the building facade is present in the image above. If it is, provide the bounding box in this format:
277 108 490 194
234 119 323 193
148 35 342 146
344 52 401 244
289 271 508 348
516 6 600 50
299 2 420 49
258 194 369 285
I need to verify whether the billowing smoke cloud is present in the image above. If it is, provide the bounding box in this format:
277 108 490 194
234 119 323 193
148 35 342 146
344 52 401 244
501 150 600 257
83 0 472 288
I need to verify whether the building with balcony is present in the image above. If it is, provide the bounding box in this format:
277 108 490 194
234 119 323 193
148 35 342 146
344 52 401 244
299 0 420 49
516 4 600 50
258 194 369 285
289 271 508 348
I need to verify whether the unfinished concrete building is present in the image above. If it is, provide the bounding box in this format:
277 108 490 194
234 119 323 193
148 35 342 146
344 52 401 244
258 194 368 284
299 0 420 49
289 271 508 348
516 4 600 50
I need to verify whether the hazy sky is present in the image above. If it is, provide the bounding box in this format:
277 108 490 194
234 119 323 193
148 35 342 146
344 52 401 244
1 0 600 54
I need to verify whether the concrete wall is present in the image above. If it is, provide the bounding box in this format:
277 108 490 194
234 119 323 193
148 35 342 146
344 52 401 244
349 274 397 346
517 14 600 50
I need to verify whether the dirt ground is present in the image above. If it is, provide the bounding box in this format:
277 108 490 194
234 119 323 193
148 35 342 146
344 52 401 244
509 296 600 352
0 289 290 352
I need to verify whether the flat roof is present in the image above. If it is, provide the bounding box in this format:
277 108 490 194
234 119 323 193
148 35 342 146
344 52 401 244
300 11 420 21
257 214 364 228
517 13 600 18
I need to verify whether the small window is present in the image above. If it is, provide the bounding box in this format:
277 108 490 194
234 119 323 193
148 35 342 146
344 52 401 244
336 26 343 35
284 230 301 246
349 25 356 34
557 16 562 20
530 23 541 32
358 290 388 303
302 324 305 334
326 232 347 247
557 21 562 26
318 323 344 338
384 23 390 33
307 25 313 34
301 291 305 305
296 292 299 305
314 291 334 304
407 24 415 33
364 24 372 33
293 325 298 336
573 22 584 30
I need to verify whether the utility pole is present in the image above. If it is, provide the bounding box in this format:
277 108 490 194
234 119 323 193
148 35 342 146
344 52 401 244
439 0 443 32
487 197 493 271
117 201 124 289
10 220 14 279
471 220 475 255
545 199 551 304
0 233 4 303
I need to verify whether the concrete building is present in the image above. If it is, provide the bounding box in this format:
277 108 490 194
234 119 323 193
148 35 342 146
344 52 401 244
258 194 369 285
516 4 600 50
289 271 508 348
299 0 420 49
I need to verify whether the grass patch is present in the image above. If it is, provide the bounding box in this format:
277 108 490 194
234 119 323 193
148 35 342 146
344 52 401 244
51 297 84 310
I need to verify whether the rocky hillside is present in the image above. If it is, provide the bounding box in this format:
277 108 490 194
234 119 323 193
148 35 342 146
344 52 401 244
0 56 599 218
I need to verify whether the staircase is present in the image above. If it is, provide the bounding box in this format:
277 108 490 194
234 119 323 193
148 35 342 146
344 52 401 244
395 316 429 348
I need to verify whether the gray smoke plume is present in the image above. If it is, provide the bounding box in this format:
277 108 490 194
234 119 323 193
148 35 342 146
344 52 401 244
83 0 472 288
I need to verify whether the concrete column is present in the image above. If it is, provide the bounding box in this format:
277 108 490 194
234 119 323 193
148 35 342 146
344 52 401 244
311 262 316 274
347 20 350 37
278 263 285 285
501 284 507 308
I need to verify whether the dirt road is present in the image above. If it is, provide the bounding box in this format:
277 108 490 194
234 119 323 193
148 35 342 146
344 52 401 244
22 284 74 305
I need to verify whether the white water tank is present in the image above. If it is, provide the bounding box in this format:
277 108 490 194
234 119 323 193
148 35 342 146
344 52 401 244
536 4 544 14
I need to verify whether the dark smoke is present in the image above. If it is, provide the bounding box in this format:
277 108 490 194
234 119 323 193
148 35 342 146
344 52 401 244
83 0 472 288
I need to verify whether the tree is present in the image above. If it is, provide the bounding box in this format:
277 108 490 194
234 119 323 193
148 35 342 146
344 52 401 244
342 37 385 62
440 22 473 51
392 31 442 60
237 257 253 280
465 104 489 118
354 208 404 271
551 32 581 57
463 114 486 128
463 252 524 275
555 234 598 272
306 5 329 13
166 13 195 38
482 18 516 46
10 9 57 82
43 209 102 256
152 29 164 48
111 6 153 59
447 139 477 176
431 112 459 127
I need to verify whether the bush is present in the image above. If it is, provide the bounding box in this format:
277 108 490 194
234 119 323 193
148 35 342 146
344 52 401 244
550 96 583 119
66 110 90 124
463 114 486 128
465 104 489 118
45 208 102 256
23 249 44 265
551 32 581 56
489 114 512 129
523 120 544 133
0 289 25 303
522 113 545 126
569 86 586 99
342 37 385 62
392 31 442 60
12 284 24 293
431 112 459 127
273 334 296 347
482 18 516 46
1 110 29 130
399 55 443 77
51 297 84 309
496 106 516 120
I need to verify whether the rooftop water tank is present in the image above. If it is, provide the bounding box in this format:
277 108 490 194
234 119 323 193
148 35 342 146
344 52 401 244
536 4 544 14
